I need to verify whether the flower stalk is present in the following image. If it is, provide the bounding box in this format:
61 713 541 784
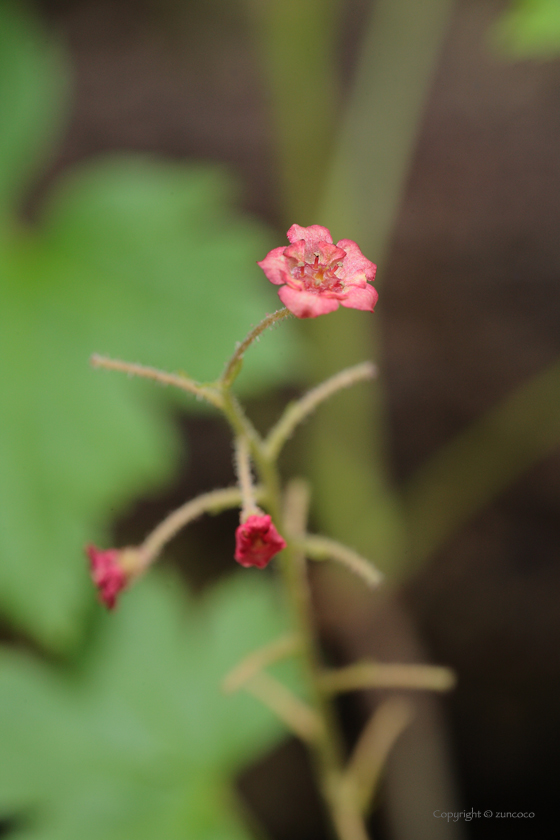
90 354 223 409
234 436 260 519
221 307 291 388
222 633 301 694
265 360 378 459
138 485 260 568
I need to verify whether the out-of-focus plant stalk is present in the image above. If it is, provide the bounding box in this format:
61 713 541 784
247 0 455 569
309 0 455 570
243 0 341 223
248 0 560 578
403 356 560 567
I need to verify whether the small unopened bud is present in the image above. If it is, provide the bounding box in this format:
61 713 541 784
86 545 142 609
234 514 286 569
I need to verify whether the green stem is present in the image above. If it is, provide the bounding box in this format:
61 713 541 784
220 389 283 520
402 355 560 570
218 387 368 839
90 354 223 409
278 480 346 825
299 534 383 588
234 435 260 518
264 361 377 460
138 485 263 568
222 633 301 694
220 375 354 833
243 0 341 223
221 308 291 388
319 661 456 694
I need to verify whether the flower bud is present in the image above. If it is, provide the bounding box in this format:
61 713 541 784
86 544 141 609
234 514 286 569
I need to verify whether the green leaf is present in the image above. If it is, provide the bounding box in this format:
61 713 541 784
0 156 298 650
0 2 67 222
491 0 560 58
40 155 296 387
0 571 300 840
0 0 301 653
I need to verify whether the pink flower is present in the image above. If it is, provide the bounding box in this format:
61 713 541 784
86 545 140 609
234 514 287 569
258 224 378 318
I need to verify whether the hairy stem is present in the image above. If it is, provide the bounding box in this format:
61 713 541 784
319 661 456 694
280 480 344 809
139 485 263 567
340 697 414 816
234 436 259 518
299 534 383 588
90 354 223 409
265 361 378 460
222 633 302 694
221 389 283 519
243 671 322 743
221 307 291 388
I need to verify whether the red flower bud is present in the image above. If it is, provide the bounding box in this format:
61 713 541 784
86 545 140 609
234 514 286 569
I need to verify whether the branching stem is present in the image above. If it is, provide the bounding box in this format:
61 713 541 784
265 361 378 459
299 534 383 588
243 671 322 743
222 633 301 694
319 661 456 694
340 697 414 816
90 354 223 409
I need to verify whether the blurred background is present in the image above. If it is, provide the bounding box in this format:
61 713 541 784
1 1 559 839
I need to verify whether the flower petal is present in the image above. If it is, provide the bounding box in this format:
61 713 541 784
257 247 291 285
317 242 347 265
287 224 333 250
340 283 378 312
336 239 377 284
278 285 340 318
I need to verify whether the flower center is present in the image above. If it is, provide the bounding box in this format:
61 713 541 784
288 254 345 295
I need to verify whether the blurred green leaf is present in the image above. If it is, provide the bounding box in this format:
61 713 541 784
0 1 299 650
0 156 298 651
492 0 560 58
0 570 300 839
0 2 67 222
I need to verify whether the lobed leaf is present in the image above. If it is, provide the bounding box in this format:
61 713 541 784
0 571 300 840
0 12 299 649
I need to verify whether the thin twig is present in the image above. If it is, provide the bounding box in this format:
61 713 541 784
283 478 311 538
221 308 291 387
222 633 301 694
139 485 265 567
243 671 322 743
90 354 223 409
265 361 377 459
340 697 415 815
319 661 456 695
331 802 372 840
234 436 259 518
300 535 383 588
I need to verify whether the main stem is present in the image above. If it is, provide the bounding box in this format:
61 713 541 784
219 321 368 838
279 542 345 814
248 438 366 839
